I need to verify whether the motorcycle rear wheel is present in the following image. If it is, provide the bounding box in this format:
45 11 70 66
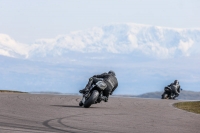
84 90 99 108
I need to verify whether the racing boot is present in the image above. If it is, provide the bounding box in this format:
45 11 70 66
173 93 179 99
168 94 172 99
101 96 108 102
79 77 93 94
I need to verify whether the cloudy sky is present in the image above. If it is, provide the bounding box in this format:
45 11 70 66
0 0 200 43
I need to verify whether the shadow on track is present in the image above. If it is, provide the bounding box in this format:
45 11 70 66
51 105 106 109
51 105 81 108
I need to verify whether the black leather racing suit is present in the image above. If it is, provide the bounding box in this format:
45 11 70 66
168 83 180 98
85 73 118 98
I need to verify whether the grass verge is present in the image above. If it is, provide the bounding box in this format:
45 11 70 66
174 101 200 114
0 90 27 93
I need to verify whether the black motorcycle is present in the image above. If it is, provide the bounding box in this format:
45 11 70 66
161 86 175 99
79 81 107 108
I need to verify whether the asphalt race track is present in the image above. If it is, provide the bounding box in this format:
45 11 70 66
0 94 199 133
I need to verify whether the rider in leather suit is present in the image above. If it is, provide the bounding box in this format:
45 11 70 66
79 70 118 102
168 80 180 99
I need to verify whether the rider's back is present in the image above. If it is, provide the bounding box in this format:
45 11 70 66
96 73 118 89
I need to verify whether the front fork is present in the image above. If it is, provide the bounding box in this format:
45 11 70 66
81 92 90 104
81 97 86 104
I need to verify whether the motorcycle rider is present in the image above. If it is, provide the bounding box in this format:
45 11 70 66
79 70 118 102
167 80 181 99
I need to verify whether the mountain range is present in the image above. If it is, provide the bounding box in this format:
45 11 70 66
136 90 200 100
0 23 200 94
1 23 200 59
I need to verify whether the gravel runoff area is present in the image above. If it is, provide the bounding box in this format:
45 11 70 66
0 93 199 133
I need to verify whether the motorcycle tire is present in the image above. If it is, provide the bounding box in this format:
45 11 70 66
162 93 168 99
84 90 99 108
79 101 83 106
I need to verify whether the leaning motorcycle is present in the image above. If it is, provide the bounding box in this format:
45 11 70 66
79 81 107 108
161 86 175 99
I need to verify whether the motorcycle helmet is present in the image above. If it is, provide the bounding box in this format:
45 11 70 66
108 70 116 76
174 80 179 85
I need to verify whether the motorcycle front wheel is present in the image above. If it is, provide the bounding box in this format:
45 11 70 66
79 101 83 106
162 93 168 99
84 90 99 108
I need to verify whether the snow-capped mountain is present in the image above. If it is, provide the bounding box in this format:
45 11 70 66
0 34 29 58
0 23 200 95
1 23 200 60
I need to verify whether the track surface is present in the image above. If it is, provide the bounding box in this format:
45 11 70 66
0 94 199 133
